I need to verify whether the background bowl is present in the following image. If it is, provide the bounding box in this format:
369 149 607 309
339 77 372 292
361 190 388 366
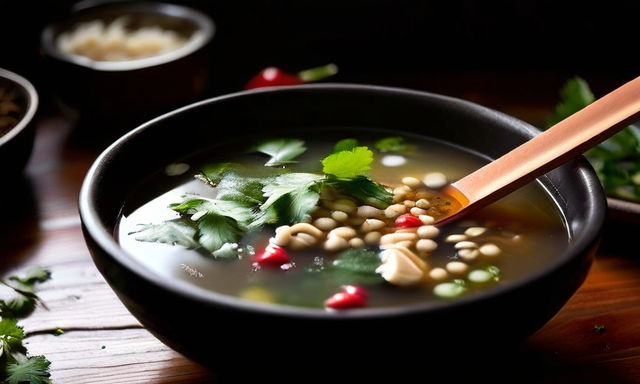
41 1 214 129
0 68 38 175
79 84 605 369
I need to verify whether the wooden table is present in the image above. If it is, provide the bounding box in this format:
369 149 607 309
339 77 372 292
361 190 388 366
3 75 640 383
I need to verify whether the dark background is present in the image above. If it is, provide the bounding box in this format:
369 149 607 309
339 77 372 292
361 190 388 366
2 0 637 104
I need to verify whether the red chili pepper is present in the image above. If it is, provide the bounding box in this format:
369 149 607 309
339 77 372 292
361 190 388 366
252 245 291 268
395 213 422 228
244 63 338 89
341 285 369 298
324 291 367 310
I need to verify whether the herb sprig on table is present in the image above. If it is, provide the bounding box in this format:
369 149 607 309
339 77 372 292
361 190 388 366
547 77 640 201
0 267 52 384
133 138 394 258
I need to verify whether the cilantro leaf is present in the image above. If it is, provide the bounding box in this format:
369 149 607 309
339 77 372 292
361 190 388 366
197 213 243 255
198 162 235 186
546 77 594 127
322 146 373 179
214 172 269 206
131 219 199 249
0 287 36 319
374 137 410 152
254 139 307 167
331 176 393 209
0 318 25 360
170 198 255 229
332 138 359 153
6 355 51 384
9 267 51 286
261 173 323 223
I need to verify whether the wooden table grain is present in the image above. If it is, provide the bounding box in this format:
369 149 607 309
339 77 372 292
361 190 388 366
3 77 640 383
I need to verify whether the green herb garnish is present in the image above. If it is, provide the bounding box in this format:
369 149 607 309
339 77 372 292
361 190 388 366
254 138 307 167
5 355 51 384
321 249 383 285
322 146 373 179
135 139 392 257
0 317 51 384
375 136 411 152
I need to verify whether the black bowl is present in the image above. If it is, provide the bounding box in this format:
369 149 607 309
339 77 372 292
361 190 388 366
41 1 214 127
79 84 605 370
0 68 38 175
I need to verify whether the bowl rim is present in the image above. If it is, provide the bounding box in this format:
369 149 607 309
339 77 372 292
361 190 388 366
0 68 39 147
79 83 606 319
40 1 215 72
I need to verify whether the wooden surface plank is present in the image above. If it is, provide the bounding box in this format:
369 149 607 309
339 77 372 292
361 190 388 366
3 75 640 382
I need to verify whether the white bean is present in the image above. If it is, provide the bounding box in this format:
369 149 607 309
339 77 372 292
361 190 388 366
384 204 406 218
423 172 448 189
388 245 428 270
289 223 324 239
455 241 478 250
416 239 438 253
331 210 349 222
325 201 356 215
313 217 337 231
324 236 349 251
403 200 416 208
347 217 366 226
479 243 502 257
361 218 386 233
458 248 480 262
402 176 422 189
416 199 431 209
376 249 424 286
380 232 418 245
419 215 435 225
349 238 365 248
429 267 448 281
445 234 468 243
328 226 357 240
364 231 382 245
289 235 312 250
464 227 487 237
410 207 428 216
296 232 317 245
446 261 469 275
357 205 383 218
417 225 439 239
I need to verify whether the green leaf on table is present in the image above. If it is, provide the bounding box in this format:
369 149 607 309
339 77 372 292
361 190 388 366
374 136 411 152
322 146 373 179
545 77 594 127
0 267 51 318
332 138 359 153
131 219 199 249
323 249 383 285
254 138 307 167
261 173 323 223
0 318 25 360
331 175 393 209
6 355 51 384
9 266 51 287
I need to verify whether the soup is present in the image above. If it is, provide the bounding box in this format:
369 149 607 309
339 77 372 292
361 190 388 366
117 130 568 310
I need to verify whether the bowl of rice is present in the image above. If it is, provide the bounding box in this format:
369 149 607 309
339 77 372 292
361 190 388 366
41 1 215 127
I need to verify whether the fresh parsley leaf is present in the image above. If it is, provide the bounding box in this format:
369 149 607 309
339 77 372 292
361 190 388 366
254 138 307 167
197 213 243 255
374 136 410 152
0 318 25 360
331 176 393 209
546 77 594 127
9 267 51 286
131 219 199 249
332 138 359 153
170 197 254 229
322 146 373 179
214 172 269 206
323 249 383 285
5 355 51 384
261 173 323 223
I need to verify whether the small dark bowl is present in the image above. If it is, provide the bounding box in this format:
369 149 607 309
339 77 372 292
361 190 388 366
0 68 38 175
41 1 214 127
79 84 605 370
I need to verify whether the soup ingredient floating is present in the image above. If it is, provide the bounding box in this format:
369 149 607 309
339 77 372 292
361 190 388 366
244 64 338 89
57 16 189 61
131 136 518 310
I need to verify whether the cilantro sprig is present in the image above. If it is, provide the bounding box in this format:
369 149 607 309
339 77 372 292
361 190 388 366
134 138 392 257
0 267 53 383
